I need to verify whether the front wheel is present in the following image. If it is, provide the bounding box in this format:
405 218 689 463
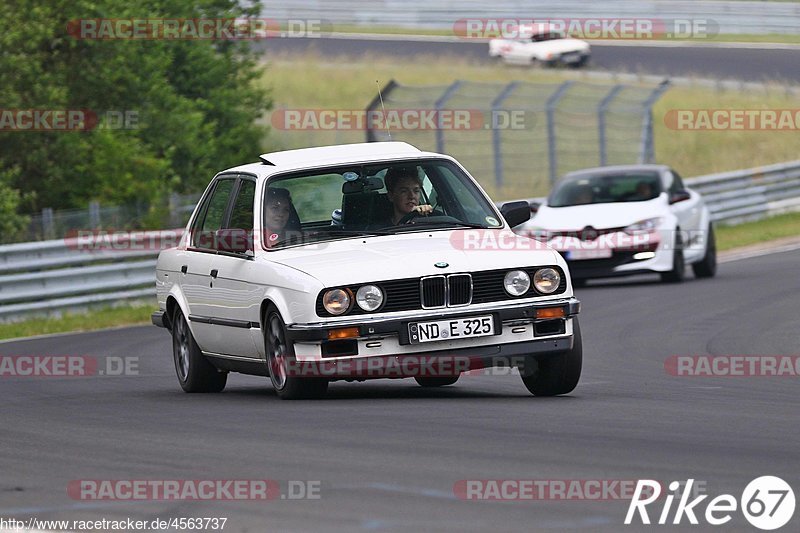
520 319 582 396
660 231 685 283
692 224 717 278
265 308 328 400
172 310 227 393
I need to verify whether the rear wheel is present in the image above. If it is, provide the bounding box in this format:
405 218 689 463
692 224 717 278
172 310 227 393
415 376 459 387
520 319 582 396
265 307 328 400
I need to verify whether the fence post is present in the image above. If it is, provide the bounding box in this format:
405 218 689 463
365 79 398 143
546 81 574 184
434 80 463 154
597 85 624 167
89 201 100 229
638 79 671 164
168 193 181 228
491 81 519 189
42 208 54 240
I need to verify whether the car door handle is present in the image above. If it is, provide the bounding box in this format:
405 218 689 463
210 269 218 278
180 265 188 274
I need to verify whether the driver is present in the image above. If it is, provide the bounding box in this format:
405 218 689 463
383 166 433 225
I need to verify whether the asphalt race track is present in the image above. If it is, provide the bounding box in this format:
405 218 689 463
2 248 798 532
258 36 800 83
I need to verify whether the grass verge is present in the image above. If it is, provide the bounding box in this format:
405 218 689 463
0 302 154 342
716 211 800 251
327 25 800 45
2 213 798 340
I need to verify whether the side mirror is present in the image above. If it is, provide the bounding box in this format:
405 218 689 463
669 190 691 204
500 201 531 228
529 201 541 216
215 228 252 253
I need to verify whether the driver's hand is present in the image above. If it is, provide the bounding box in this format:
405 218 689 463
414 204 433 216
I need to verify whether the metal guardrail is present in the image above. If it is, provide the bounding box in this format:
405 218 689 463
503 160 800 227
1 160 798 321
261 0 800 35
0 230 181 322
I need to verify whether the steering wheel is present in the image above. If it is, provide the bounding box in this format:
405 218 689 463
397 209 421 225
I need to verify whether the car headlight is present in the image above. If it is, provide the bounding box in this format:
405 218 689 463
323 288 351 315
533 268 561 294
504 270 531 296
356 285 383 312
624 217 663 235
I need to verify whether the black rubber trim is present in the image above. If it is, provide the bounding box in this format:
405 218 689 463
188 314 259 329
151 311 168 329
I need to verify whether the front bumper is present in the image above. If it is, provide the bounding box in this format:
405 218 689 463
285 297 580 362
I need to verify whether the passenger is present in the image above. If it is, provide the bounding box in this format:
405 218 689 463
264 187 298 245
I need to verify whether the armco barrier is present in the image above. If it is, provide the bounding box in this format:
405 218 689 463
0 230 182 322
1 160 798 321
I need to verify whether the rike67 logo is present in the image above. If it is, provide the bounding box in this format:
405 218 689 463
625 477 795 530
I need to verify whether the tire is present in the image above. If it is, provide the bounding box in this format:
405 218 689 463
172 309 227 393
692 224 717 278
520 318 582 396
265 307 328 400
660 230 685 283
415 376 459 387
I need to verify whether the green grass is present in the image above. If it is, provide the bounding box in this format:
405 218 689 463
716 211 800 251
0 302 154 341
327 25 800 45
260 53 800 199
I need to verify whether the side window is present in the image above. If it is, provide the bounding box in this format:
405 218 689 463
191 178 235 249
227 179 256 232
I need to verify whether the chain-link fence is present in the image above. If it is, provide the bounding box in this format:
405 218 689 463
366 79 670 199
9 193 201 244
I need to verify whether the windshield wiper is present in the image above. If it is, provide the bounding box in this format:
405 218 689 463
389 220 487 231
274 229 393 247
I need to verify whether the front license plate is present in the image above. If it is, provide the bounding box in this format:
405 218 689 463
408 315 495 344
565 248 613 260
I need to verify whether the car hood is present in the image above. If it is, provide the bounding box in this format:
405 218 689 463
522 200 666 231
267 230 562 287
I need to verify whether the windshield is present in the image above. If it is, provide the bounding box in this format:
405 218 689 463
548 172 662 207
262 158 503 248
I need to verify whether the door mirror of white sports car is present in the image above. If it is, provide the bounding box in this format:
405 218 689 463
669 190 691 204
214 228 251 253
500 201 531 228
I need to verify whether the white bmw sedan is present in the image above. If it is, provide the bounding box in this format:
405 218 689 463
516 165 717 285
152 142 582 399
489 23 590 67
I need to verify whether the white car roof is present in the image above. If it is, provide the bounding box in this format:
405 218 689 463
221 142 442 179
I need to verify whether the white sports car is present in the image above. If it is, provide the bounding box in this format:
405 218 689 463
152 142 582 399
489 23 590 67
516 165 717 285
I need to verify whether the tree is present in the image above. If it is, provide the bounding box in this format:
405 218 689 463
0 0 271 222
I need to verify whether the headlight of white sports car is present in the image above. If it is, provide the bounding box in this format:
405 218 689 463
624 217 663 235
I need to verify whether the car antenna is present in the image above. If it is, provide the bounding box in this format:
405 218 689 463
376 80 391 141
